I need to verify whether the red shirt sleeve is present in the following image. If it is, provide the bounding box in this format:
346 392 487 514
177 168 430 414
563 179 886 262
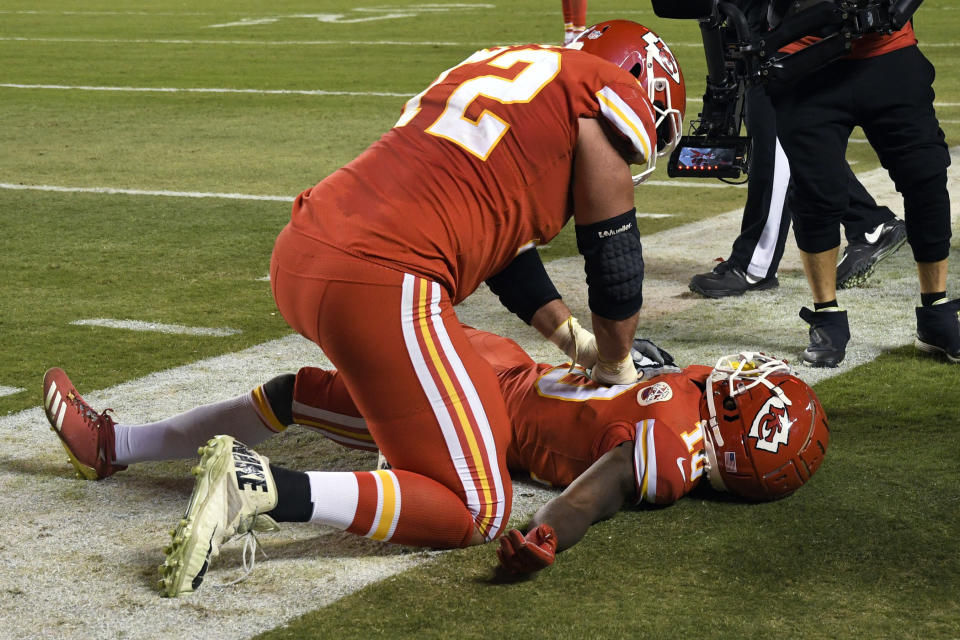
779 21 916 58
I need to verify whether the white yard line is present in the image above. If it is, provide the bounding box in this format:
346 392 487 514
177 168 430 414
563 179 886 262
3 82 956 112
70 319 241 337
0 385 25 398
0 181 739 201
0 36 483 46
0 83 409 97
2 35 960 48
0 183 291 201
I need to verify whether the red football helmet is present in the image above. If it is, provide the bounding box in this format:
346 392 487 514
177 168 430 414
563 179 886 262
572 19 686 184
699 353 829 501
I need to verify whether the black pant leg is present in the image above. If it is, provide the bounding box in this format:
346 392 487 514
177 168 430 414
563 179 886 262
855 46 951 262
771 64 857 254
729 84 792 279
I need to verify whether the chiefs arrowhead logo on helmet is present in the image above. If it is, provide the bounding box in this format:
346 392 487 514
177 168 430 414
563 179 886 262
748 395 792 453
700 353 829 501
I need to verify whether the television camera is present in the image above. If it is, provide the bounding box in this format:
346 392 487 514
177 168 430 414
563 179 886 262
655 0 923 180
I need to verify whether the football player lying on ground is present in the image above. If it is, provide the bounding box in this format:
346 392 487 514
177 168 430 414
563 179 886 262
42 328 829 593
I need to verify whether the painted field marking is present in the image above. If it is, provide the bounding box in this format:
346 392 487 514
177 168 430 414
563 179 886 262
0 83 408 98
0 180 741 203
208 14 420 28
206 4 495 28
70 319 241 336
2 34 960 49
0 36 484 47
0 385 25 398
1 89 957 113
0 183 291 201
0 10 215 16
0 4 494 18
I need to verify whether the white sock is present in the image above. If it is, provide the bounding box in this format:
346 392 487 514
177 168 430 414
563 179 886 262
113 393 277 464
306 471 360 529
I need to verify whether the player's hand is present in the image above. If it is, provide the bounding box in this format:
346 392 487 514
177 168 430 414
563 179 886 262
591 353 638 385
549 316 599 368
496 524 558 574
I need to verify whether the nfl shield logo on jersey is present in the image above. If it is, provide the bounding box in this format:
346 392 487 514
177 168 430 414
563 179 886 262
637 381 673 406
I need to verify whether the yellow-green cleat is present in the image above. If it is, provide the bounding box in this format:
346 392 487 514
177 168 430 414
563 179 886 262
158 435 279 597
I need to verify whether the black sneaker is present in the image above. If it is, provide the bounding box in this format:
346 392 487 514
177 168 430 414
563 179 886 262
689 259 779 298
915 298 960 363
836 218 907 289
799 307 849 368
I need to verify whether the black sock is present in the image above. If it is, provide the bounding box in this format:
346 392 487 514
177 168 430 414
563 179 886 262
814 300 839 311
921 292 947 307
268 465 313 522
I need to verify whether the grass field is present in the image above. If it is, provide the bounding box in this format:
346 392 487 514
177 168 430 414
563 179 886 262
1 2 958 639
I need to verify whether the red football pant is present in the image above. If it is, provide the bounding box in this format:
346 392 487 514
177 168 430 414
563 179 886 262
305 469 488 547
290 324 534 452
562 0 587 28
272 226 512 547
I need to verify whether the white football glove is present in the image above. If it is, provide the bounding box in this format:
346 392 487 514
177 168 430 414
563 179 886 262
548 316 599 369
591 353 639 386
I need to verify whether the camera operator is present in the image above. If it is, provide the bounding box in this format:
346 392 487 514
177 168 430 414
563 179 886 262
767 2 957 366
689 0 906 299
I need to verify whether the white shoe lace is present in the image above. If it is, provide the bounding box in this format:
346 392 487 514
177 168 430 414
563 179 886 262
210 512 272 588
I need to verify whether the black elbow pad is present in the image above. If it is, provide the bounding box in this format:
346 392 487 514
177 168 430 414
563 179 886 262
485 247 561 325
575 209 644 320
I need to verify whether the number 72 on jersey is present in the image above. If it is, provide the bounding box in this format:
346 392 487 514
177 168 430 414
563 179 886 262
395 47 562 160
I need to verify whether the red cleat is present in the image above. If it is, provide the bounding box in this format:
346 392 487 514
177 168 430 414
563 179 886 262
42 368 126 480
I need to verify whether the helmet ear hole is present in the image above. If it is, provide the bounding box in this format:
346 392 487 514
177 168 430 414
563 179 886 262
722 396 737 411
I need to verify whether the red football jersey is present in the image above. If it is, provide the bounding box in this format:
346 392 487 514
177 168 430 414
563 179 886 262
501 363 713 505
288 44 656 303
288 328 710 506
